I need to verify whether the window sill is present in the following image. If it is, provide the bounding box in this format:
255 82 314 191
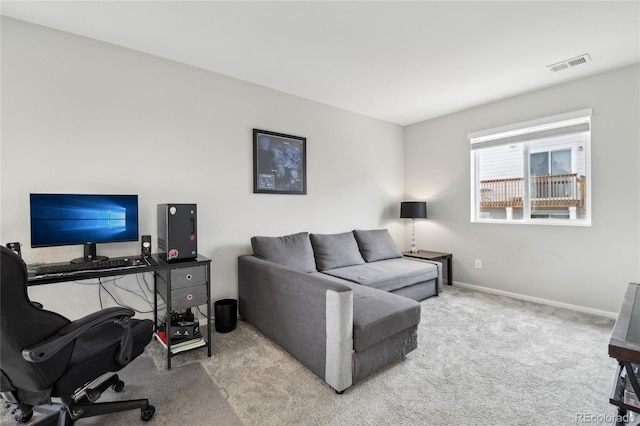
471 218 591 226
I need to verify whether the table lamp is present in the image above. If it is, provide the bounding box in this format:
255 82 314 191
400 201 427 254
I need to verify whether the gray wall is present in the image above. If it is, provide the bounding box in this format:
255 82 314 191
3 17 637 319
404 63 640 315
0 18 405 319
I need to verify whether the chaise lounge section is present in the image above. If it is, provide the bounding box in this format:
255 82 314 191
238 229 442 392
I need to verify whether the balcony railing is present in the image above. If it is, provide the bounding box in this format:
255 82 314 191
479 174 586 212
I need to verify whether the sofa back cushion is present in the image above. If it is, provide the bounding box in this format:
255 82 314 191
251 232 317 273
310 232 365 271
353 229 403 262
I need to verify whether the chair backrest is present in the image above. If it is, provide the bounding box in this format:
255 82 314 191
1 247 72 405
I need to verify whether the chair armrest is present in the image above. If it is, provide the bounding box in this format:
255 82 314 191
22 307 135 364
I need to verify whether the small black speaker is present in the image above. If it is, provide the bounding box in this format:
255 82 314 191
6 242 21 258
141 235 151 258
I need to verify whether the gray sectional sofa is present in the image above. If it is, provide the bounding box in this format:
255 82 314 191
237 229 442 393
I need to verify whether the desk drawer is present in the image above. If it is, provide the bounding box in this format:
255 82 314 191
157 275 208 309
158 265 207 288
170 284 208 310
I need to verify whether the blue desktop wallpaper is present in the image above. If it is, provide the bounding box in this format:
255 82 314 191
30 194 139 247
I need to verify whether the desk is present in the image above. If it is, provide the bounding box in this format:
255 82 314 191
28 254 212 370
28 255 164 285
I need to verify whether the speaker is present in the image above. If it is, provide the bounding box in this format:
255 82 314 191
141 235 151 258
157 204 197 262
6 242 21 258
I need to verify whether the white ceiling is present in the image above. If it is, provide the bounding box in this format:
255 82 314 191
2 1 639 126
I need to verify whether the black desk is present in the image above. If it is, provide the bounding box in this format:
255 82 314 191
27 254 212 370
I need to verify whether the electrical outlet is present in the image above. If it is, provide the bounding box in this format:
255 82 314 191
475 259 482 270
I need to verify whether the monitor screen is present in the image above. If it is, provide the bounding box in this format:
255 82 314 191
30 194 139 248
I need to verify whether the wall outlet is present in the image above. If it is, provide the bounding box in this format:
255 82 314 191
475 259 482 270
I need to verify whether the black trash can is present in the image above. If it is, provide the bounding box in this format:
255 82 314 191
214 299 237 333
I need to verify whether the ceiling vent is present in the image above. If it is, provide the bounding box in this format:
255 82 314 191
547 54 591 72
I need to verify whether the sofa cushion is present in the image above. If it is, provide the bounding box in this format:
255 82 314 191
313 276 421 352
251 232 317 273
310 232 365 271
321 258 438 292
353 229 402 262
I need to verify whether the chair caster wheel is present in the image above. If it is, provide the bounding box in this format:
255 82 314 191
15 411 33 423
12 404 33 423
141 405 155 421
111 380 125 392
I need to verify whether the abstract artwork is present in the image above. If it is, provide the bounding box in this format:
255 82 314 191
253 129 307 195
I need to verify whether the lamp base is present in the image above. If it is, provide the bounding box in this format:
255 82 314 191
409 219 418 254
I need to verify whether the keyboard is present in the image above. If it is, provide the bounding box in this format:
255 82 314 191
34 258 144 276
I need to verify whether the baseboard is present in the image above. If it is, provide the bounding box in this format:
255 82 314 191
452 281 618 319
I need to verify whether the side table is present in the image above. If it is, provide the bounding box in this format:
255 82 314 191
403 250 453 286
154 254 212 369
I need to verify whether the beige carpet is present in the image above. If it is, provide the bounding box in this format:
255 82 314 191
0 351 241 425
1 286 622 425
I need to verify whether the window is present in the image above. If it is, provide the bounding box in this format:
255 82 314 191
469 109 591 225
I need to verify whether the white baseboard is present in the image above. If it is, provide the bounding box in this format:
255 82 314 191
451 281 618 319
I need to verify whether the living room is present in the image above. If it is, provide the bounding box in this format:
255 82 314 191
1 1 639 425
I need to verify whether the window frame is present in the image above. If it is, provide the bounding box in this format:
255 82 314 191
469 109 592 226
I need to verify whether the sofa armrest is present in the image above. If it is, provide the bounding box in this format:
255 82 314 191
421 260 443 293
403 258 443 294
238 255 354 392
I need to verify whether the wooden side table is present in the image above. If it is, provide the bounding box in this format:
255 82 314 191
403 250 453 286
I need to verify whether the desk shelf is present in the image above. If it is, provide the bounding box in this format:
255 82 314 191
610 363 640 425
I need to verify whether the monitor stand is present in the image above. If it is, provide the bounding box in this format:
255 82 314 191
70 242 109 264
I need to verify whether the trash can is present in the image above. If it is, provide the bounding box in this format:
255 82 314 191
214 299 237 333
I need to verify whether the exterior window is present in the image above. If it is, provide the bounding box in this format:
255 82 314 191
469 109 591 225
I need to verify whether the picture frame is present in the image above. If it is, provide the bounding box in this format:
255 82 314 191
253 129 307 195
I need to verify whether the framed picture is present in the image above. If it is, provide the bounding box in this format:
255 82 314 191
253 129 307 195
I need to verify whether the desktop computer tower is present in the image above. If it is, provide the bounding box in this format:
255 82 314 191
157 203 197 262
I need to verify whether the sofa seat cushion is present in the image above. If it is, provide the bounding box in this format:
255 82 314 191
340 280 420 352
321 258 438 292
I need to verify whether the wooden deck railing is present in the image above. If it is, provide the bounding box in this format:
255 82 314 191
480 174 585 212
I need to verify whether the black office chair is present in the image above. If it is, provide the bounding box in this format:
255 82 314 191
0 246 155 424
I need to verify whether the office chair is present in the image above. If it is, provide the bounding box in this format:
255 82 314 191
0 246 155 424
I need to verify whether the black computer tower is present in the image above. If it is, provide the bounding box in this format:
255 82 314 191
157 203 197 261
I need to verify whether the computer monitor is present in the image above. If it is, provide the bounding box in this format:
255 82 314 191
30 193 139 264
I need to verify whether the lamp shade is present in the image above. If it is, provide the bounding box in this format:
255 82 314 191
400 201 427 219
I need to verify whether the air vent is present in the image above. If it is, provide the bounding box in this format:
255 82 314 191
549 63 569 72
547 54 591 72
